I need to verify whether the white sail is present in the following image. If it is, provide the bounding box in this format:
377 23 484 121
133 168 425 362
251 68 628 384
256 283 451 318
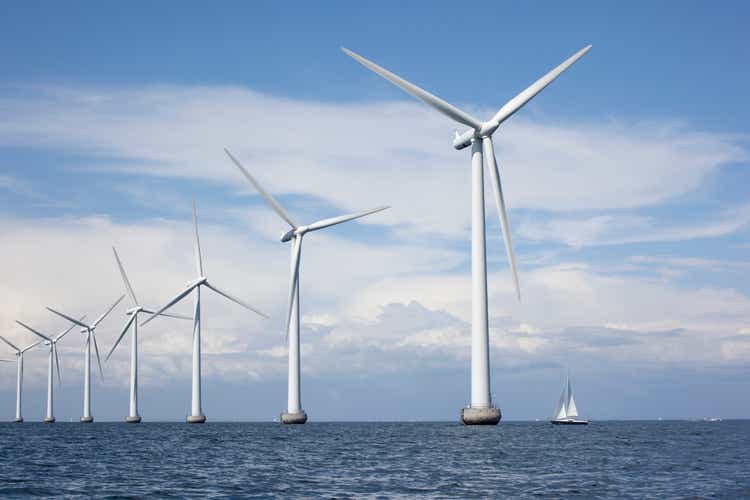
566 377 579 417
553 387 567 420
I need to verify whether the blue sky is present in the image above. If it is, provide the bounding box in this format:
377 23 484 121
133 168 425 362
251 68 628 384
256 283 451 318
1 1 749 421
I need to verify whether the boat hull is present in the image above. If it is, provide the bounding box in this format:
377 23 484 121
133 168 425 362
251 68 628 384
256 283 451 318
551 418 589 425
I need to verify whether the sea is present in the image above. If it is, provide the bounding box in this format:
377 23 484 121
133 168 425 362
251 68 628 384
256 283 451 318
0 420 748 498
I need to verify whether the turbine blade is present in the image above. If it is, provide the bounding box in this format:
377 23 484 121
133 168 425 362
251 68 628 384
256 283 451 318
21 340 43 353
483 137 520 301
140 282 199 327
46 307 90 329
54 343 62 386
92 333 104 379
113 247 139 306
92 295 126 328
491 45 592 126
141 308 192 321
55 317 85 343
15 321 52 342
285 236 303 340
107 314 136 361
306 205 390 232
192 201 205 277
204 282 269 319
341 47 483 130
0 334 20 352
224 148 298 228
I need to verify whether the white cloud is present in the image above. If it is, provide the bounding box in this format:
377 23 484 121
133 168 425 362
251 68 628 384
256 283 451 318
1 82 750 414
0 213 460 388
1 210 749 395
0 84 745 241
519 203 750 247
0 173 50 202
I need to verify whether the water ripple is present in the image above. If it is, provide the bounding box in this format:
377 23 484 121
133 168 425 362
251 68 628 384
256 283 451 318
0 421 748 498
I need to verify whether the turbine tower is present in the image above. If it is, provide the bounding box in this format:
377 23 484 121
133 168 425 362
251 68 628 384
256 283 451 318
0 334 42 422
141 201 267 423
47 297 124 423
342 45 591 424
16 318 81 423
225 148 389 424
106 247 190 423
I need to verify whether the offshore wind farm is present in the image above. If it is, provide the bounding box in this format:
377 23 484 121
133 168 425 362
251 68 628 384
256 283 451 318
1 2 749 498
0 41 589 426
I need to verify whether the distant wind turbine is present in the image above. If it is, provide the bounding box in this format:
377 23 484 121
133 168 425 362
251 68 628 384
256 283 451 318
140 201 268 423
16 318 82 423
0 334 42 422
106 247 190 423
225 148 389 424
342 45 591 424
47 296 124 423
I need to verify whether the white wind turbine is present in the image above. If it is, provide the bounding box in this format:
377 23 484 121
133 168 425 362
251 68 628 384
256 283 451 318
342 45 591 424
16 318 82 423
225 148 389 424
47 296 124 423
0 334 42 422
106 247 191 423
140 201 268 423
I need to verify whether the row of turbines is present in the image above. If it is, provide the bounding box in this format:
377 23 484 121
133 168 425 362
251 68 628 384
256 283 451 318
2 45 591 424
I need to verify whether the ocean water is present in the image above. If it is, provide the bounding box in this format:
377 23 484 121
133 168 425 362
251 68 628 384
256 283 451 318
0 420 748 498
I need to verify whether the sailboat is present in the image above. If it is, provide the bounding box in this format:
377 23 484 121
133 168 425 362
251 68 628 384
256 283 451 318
551 373 589 425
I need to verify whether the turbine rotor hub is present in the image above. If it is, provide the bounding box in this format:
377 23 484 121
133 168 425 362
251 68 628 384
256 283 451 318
280 229 295 242
478 120 499 137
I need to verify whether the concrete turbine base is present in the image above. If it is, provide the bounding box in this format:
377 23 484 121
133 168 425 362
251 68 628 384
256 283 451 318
43 417 55 423
280 411 308 424
80 416 94 423
460 406 502 425
125 416 142 423
13 418 23 423
187 415 206 424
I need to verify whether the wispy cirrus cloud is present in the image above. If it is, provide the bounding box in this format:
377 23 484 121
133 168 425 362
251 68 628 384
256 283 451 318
0 84 746 243
518 202 750 247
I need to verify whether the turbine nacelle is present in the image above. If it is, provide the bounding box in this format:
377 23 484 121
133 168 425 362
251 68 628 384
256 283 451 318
125 306 143 316
281 226 313 242
184 276 207 288
453 120 501 150
280 229 296 242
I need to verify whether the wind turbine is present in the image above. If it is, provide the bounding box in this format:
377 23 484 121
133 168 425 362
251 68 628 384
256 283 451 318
225 148 389 424
106 247 190 423
0 334 42 422
47 296 124 423
16 318 81 423
342 45 591 425
140 201 268 423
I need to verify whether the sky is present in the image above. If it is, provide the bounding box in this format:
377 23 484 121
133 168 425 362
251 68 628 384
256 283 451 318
0 1 749 421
